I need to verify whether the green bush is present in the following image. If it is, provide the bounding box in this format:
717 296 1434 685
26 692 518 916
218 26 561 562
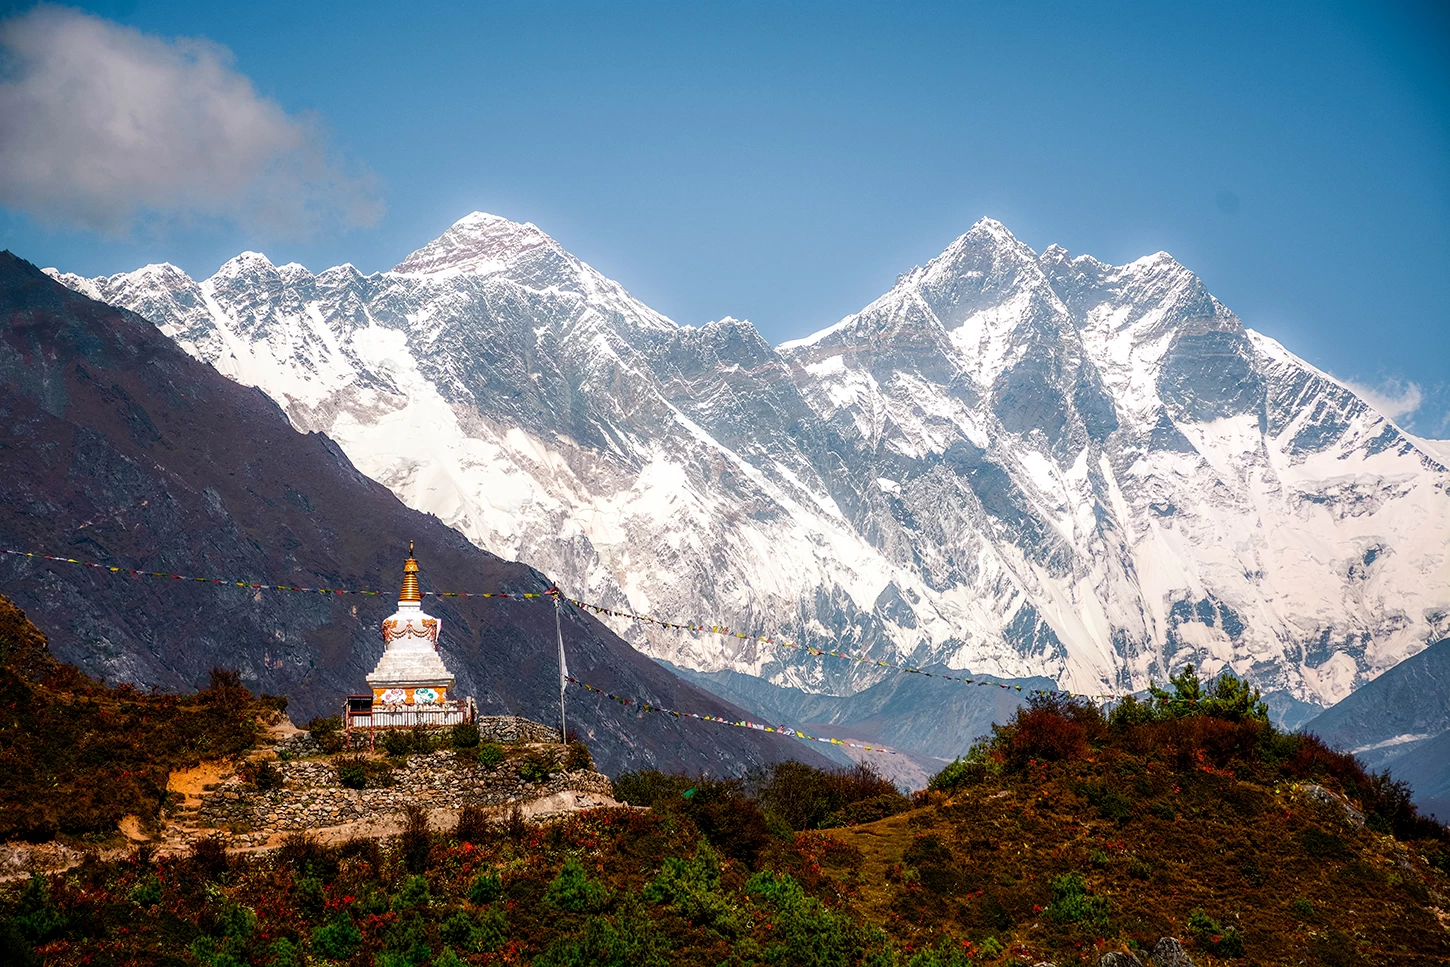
519 748 564 784
1077 781 1134 822
642 841 742 934
1046 872 1110 931
475 906 507 951
382 729 415 758
392 874 431 911
310 913 362 959
1291 897 1315 919
451 723 481 749
306 715 344 754
267 938 300 967
382 911 431 964
928 744 998 792
545 858 608 913
564 741 593 772
335 756 368 790
533 899 671 967
758 761 907 830
1188 909 1246 958
129 874 163 907
12 875 66 944
469 870 503 904
613 770 692 806
477 742 505 769
434 947 467 967
238 759 283 791
745 870 868 967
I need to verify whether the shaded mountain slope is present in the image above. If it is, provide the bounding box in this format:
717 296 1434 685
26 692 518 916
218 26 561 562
0 252 829 777
1302 638 1450 768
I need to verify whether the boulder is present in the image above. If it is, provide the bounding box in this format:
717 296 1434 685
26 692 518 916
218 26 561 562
1100 953 1143 967
1150 937 1194 967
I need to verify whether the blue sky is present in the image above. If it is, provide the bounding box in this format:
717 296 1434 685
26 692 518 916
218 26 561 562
2 0 1447 432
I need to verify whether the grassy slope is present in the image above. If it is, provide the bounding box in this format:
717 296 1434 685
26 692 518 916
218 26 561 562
4 689 1448 966
0 594 282 841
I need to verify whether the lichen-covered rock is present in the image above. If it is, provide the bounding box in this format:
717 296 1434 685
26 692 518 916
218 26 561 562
1099 952 1143 967
1149 937 1194 967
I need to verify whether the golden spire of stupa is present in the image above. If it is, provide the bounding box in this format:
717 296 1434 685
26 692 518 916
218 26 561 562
399 540 421 603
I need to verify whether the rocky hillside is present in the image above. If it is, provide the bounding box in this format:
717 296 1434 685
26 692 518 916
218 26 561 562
3 667 1445 967
0 255 829 777
47 214 1450 726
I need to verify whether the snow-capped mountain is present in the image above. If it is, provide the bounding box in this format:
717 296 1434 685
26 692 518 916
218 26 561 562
47 213 1450 711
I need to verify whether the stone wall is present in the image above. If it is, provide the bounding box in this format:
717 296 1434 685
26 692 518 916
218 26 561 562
197 747 611 833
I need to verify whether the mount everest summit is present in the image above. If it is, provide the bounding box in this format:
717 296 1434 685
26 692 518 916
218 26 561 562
47 213 1450 716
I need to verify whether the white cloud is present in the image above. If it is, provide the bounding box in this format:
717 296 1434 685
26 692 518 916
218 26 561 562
1343 376 1423 423
0 5 382 236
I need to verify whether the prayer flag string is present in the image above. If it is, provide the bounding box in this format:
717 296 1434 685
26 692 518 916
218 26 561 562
564 675 902 755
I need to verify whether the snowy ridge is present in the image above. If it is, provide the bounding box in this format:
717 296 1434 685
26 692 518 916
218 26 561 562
48 215 1450 710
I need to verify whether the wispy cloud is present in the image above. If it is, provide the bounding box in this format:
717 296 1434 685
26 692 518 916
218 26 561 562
1343 376 1423 424
0 5 383 237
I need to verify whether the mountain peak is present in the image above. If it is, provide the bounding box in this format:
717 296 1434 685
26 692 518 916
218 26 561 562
212 251 277 280
391 211 563 278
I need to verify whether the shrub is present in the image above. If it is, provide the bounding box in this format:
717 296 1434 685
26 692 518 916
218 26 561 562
190 835 228 879
758 761 907 830
469 870 504 904
440 910 479 948
12 875 66 944
477 906 507 951
306 715 344 754
519 748 563 784
129 874 163 907
745 870 868 967
643 841 742 933
477 742 505 769
392 874 431 910
382 911 431 965
1046 872 1110 930
434 947 467 967
238 759 283 791
564 741 593 771
382 729 415 758
533 899 671 967
1291 897 1315 919
310 914 362 959
335 756 368 790
546 858 608 913
267 938 300 967
455 804 489 845
613 770 692 806
1077 781 1134 822
400 805 432 874
928 744 998 793
451 723 481 749
678 778 773 866
1188 908 1246 958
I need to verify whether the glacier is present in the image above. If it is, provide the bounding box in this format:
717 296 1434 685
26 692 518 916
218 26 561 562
46 212 1450 713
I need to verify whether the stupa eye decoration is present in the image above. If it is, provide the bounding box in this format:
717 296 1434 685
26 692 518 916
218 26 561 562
345 541 476 742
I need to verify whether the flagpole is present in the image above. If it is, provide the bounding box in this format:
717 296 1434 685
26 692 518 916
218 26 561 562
554 594 567 743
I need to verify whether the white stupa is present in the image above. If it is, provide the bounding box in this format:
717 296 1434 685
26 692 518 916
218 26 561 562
367 541 456 707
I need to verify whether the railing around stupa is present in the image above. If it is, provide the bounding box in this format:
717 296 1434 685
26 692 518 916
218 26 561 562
344 695 477 732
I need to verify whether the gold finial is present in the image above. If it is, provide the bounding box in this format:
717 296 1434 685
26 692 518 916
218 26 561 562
399 540 421 603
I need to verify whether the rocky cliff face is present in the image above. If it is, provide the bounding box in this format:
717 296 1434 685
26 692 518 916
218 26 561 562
46 214 1450 713
0 252 830 777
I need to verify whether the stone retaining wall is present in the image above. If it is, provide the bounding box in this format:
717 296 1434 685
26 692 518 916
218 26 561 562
197 748 612 833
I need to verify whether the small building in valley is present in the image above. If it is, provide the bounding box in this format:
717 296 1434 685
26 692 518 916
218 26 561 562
345 542 475 738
